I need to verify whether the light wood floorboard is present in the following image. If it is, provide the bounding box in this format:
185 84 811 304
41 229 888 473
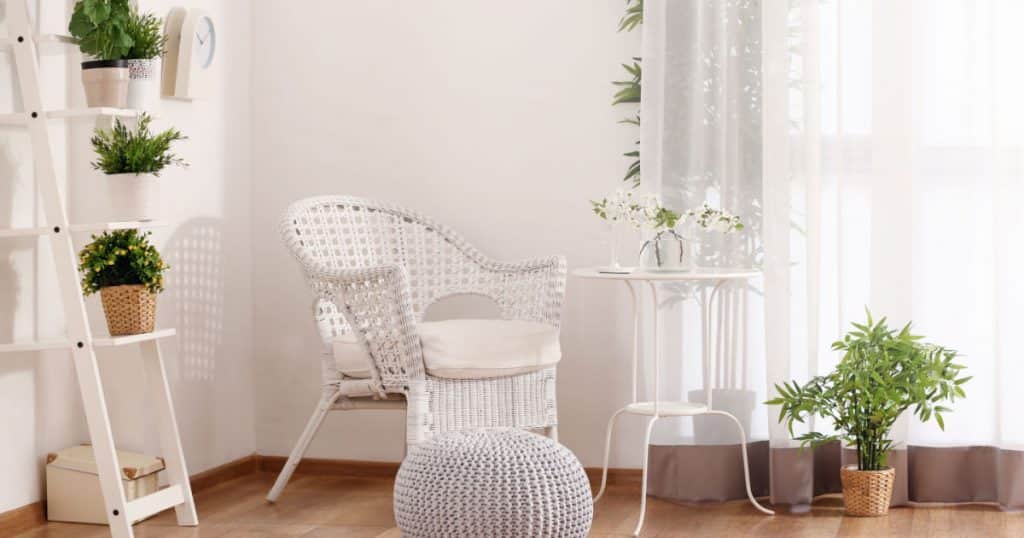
17 472 1024 537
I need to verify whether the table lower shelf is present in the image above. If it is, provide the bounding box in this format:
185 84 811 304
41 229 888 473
625 401 708 417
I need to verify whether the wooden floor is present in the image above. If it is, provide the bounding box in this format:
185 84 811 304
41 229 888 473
17 472 1024 537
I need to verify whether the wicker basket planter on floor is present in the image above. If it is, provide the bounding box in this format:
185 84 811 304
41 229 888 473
100 284 157 336
840 465 895 516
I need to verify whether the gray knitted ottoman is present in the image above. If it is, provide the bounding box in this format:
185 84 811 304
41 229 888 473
393 428 593 537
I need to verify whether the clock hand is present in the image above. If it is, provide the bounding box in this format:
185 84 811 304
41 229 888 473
196 32 206 45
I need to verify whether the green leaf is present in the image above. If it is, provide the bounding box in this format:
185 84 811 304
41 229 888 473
83 0 112 24
618 0 644 32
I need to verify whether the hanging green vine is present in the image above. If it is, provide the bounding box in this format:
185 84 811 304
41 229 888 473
613 0 642 187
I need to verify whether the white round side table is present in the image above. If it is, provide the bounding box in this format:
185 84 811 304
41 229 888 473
573 267 774 536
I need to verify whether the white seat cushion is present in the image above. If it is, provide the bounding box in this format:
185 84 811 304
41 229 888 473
332 319 561 380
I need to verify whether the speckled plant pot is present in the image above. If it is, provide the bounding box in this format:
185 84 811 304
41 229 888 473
126 58 158 110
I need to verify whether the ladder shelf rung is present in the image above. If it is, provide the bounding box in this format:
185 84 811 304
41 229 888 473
0 33 75 50
0 226 49 238
125 484 185 523
0 221 167 240
48 108 145 120
0 330 175 353
0 108 145 126
71 221 169 233
93 329 176 348
0 339 71 353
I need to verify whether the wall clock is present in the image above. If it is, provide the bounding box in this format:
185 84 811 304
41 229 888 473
161 7 216 100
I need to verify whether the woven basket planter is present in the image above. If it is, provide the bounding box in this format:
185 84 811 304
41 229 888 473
99 285 157 336
840 465 895 516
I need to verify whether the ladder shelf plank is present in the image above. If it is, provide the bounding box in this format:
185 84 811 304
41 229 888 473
70 221 169 233
93 329 176 348
0 339 71 353
0 221 167 240
0 108 145 126
0 33 75 50
125 485 185 523
0 226 49 238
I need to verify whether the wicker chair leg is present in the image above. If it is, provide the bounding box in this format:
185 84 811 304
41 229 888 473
405 382 430 452
267 388 343 502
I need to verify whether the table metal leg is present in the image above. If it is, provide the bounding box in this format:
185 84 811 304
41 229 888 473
632 415 661 537
705 410 775 515
594 407 628 502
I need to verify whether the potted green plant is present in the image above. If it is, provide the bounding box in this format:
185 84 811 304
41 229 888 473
69 0 134 108
79 229 168 336
123 10 167 110
90 113 187 221
766 311 969 516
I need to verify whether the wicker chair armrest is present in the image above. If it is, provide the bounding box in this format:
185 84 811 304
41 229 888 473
310 265 425 396
477 255 567 326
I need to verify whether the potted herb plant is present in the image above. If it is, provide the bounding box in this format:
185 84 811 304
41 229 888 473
123 10 167 110
79 229 168 336
69 0 134 108
766 311 969 516
91 113 186 221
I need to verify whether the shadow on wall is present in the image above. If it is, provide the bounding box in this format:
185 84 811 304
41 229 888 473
161 217 226 458
0 140 19 349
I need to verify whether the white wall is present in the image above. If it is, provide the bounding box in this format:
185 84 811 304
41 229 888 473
250 1 650 467
0 0 254 513
1 0 658 514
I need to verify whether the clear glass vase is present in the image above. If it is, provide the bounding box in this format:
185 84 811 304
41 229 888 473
599 222 632 274
639 229 693 272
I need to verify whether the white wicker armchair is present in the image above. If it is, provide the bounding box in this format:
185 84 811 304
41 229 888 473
267 196 566 501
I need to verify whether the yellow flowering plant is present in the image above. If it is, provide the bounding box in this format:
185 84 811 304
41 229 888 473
79 229 168 295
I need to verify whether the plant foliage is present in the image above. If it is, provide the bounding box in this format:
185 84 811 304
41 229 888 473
125 10 167 60
91 113 188 175
765 311 970 471
613 1 643 186
79 229 168 295
619 0 644 32
612 59 642 106
69 0 134 60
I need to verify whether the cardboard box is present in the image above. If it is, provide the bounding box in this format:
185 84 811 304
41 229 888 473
46 445 165 525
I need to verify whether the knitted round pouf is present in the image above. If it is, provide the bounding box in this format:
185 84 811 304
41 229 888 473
394 428 593 537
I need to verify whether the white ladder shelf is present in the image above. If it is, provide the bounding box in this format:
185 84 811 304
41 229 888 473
3 2 197 536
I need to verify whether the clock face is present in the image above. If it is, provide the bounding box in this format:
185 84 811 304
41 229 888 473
193 16 215 69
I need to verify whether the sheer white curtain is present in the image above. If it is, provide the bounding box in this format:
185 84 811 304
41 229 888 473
762 0 1024 506
646 0 1024 507
642 0 773 502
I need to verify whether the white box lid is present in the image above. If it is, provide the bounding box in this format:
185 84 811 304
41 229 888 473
47 445 165 480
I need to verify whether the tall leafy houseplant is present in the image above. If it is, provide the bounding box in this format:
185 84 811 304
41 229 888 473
79 229 168 336
92 113 187 221
766 311 969 515
613 0 643 187
69 0 134 107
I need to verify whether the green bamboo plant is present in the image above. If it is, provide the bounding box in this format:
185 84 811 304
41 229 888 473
766 311 970 471
614 0 642 187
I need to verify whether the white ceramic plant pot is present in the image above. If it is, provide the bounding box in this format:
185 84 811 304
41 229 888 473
81 60 129 108
125 59 159 111
106 173 159 221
